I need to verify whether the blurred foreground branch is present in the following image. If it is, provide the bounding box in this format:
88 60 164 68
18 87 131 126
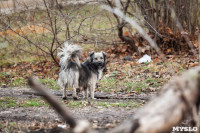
109 66 200 133
28 77 91 133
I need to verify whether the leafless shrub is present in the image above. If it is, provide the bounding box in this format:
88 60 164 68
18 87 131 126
0 0 118 65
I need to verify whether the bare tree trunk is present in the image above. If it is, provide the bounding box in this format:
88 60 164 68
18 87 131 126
106 0 139 53
135 0 155 34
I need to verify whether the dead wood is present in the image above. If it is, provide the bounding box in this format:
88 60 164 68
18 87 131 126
109 66 200 133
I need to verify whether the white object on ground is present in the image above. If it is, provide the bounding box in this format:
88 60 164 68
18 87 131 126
57 124 67 129
137 54 152 63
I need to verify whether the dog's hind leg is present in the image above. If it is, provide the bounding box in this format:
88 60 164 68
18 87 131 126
82 87 88 99
58 77 67 100
72 86 78 100
85 89 88 99
72 72 79 100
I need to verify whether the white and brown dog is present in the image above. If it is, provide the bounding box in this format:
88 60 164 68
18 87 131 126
57 42 106 99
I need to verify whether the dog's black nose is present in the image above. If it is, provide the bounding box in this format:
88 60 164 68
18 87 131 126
98 62 102 65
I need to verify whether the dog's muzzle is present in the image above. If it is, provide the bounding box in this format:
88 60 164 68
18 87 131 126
97 62 104 66
98 62 103 66
97 62 105 69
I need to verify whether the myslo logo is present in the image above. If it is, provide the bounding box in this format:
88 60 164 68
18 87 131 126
172 127 198 132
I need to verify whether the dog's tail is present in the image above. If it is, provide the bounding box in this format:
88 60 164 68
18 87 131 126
57 42 82 69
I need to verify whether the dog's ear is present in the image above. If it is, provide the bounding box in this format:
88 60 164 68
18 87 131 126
89 51 95 58
88 51 95 62
102 51 107 60
102 52 106 57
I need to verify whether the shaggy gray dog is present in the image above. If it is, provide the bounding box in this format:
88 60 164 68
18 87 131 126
57 42 106 99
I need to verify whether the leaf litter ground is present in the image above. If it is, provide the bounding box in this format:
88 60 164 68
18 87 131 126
0 52 199 132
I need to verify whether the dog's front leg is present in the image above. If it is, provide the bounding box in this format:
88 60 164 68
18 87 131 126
90 84 96 99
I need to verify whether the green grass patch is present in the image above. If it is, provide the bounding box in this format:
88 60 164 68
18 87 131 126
96 101 110 108
21 99 48 107
0 97 17 109
0 72 26 87
8 122 16 126
65 100 142 109
10 77 26 87
97 61 184 93
39 77 60 90
124 81 145 93
0 71 59 90
99 77 117 92
145 77 164 88
0 97 48 109
99 77 145 93
66 101 85 108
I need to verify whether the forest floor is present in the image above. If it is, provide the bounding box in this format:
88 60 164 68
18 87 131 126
0 87 153 133
0 1 199 132
0 53 198 132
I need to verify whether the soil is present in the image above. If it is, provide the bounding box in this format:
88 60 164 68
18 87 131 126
0 87 154 132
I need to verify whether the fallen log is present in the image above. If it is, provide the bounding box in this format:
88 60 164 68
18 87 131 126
109 66 200 133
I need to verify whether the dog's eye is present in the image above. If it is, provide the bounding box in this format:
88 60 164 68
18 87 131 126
100 57 103 59
95 58 98 60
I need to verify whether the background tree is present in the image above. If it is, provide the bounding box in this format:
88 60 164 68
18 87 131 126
0 0 199 64
105 0 199 54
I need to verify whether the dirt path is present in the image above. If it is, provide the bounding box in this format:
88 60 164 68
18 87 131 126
0 87 154 132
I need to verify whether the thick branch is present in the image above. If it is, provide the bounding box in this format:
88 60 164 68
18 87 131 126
110 66 200 133
106 0 120 24
28 77 76 128
118 24 138 52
